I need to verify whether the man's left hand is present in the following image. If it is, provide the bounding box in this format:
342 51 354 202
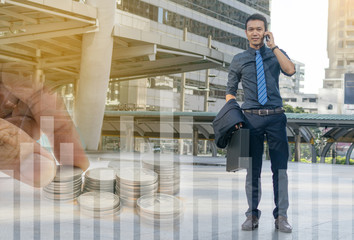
264 31 276 49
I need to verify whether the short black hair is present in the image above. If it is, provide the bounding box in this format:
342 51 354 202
245 13 268 31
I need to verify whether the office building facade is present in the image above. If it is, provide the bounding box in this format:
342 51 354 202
110 0 271 113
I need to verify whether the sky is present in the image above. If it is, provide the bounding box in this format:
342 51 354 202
270 0 329 94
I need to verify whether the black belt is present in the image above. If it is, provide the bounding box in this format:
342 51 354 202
243 108 285 116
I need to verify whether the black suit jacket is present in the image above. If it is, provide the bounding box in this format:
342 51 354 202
212 99 245 148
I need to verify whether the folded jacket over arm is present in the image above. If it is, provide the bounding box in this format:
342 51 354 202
212 99 245 148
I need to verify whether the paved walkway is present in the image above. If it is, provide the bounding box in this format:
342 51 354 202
0 152 353 240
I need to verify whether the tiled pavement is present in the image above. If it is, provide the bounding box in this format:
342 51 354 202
0 152 353 240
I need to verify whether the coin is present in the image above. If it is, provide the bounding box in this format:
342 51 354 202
85 168 116 182
53 165 83 182
137 193 183 224
142 158 180 195
43 165 83 201
137 193 183 215
78 192 120 212
116 168 158 186
116 181 158 191
80 204 121 218
43 189 82 200
142 158 176 169
83 168 116 193
44 184 82 194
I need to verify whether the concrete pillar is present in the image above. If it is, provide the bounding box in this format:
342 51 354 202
120 116 134 152
204 69 210 112
311 144 317 163
180 73 186 112
331 143 336 164
211 141 217 157
193 127 198 156
294 130 301 162
33 49 44 91
203 35 212 112
180 27 187 112
74 0 115 150
345 143 354 165
203 140 207 154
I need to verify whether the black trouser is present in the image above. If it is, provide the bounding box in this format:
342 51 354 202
243 112 289 219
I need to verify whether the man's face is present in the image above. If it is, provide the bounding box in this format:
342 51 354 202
245 20 266 48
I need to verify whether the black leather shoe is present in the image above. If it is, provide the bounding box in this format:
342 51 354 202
275 216 292 233
241 215 259 231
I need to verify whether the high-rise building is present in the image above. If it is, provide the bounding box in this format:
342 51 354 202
319 0 354 114
325 0 354 83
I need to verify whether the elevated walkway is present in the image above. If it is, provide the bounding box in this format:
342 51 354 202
102 111 354 163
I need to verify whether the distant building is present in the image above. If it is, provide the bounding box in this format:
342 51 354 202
279 60 305 94
319 0 354 114
279 61 318 113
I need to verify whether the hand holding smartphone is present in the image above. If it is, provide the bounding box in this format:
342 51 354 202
264 31 275 48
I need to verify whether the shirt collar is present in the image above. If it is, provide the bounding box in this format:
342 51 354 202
247 44 267 56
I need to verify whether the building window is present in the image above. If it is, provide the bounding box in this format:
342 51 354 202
328 104 333 110
290 98 297 102
158 7 163 23
302 98 307 102
347 41 354 48
309 98 317 103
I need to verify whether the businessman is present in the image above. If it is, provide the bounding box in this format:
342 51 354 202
226 13 295 233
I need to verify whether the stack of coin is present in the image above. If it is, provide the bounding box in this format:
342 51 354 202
43 165 83 201
137 193 183 225
142 158 180 195
83 168 116 193
115 167 158 207
77 191 121 217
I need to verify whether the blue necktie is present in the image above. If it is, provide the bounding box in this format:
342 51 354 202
256 50 267 105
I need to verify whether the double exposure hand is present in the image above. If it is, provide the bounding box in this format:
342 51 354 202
0 69 89 187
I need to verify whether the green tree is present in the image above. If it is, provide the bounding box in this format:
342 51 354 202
283 104 294 113
294 106 305 113
283 104 305 113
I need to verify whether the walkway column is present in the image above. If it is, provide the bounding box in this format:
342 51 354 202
294 129 301 162
193 127 198 156
311 144 317 163
345 143 354 165
74 0 115 150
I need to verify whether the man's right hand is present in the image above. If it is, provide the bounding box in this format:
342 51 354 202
226 94 236 102
235 122 243 130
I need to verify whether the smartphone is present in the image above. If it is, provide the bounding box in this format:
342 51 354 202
265 35 270 42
